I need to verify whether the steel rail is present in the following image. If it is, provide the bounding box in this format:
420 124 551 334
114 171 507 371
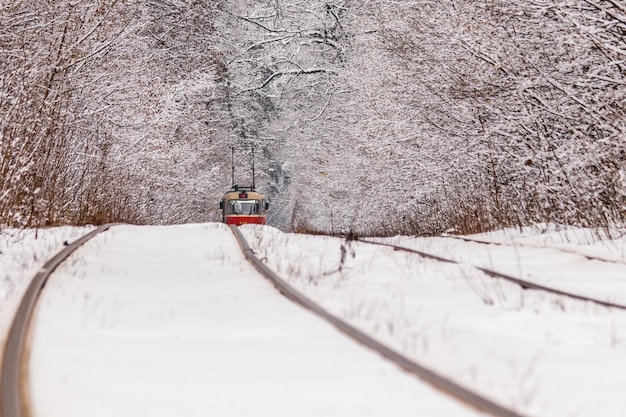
229 225 527 417
441 233 626 265
359 238 626 311
1 223 120 417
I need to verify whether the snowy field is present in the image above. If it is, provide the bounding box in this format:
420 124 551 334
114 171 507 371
240 224 626 417
0 226 94 362
1 223 626 416
17 224 487 417
384 226 626 305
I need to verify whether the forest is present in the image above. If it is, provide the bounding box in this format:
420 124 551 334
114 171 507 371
1 0 625 235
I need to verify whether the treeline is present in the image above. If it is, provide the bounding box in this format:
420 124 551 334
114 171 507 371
0 1 229 227
0 1 139 226
371 0 626 234
1 1 625 234
242 0 626 234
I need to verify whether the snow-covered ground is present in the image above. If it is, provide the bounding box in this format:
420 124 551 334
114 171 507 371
380 229 626 306
23 224 486 417
1 222 626 416
471 224 626 261
0 226 94 362
240 224 626 417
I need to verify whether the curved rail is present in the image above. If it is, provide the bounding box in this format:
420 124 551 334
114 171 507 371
441 233 626 265
1 223 120 417
229 225 527 417
359 238 626 311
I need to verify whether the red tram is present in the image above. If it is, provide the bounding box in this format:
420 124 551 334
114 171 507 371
220 186 268 226
221 146 268 226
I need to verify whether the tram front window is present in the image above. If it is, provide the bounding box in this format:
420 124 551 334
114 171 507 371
229 200 260 215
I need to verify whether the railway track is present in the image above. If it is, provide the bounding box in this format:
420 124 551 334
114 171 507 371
441 233 626 265
359 237 626 311
230 226 526 417
3 223 528 417
1 224 119 417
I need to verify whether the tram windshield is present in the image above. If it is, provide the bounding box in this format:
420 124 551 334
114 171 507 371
228 199 261 215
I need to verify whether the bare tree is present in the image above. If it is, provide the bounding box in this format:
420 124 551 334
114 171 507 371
0 0 142 226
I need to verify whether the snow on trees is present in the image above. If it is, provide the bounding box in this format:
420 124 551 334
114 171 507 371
1 0 624 233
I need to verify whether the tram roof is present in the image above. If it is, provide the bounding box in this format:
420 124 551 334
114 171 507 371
222 190 265 200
